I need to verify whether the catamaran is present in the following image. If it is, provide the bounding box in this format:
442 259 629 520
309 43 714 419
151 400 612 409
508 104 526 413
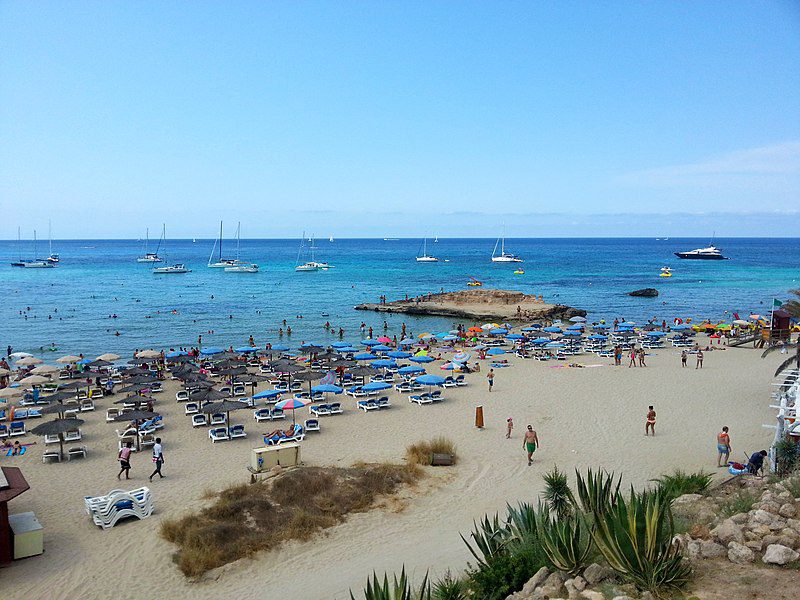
491 229 523 263
295 234 332 271
224 222 259 272
415 237 439 262
136 228 163 263
208 221 241 268
152 225 191 274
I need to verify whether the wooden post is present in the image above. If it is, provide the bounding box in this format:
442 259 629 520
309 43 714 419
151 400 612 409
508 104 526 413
475 405 484 429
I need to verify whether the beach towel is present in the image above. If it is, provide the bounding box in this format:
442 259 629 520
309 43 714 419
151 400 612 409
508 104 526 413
5 446 26 457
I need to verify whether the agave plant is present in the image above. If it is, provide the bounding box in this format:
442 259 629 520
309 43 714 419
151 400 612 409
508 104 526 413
460 513 511 567
542 466 574 519
575 469 621 516
506 502 538 541
351 568 431 600
535 504 592 576
588 487 691 593
431 572 468 600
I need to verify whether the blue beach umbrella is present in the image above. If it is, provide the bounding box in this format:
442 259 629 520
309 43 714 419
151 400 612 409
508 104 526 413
489 328 508 335
415 374 446 386
521 326 540 331
371 359 397 368
268 344 290 351
399 365 425 375
588 334 608 340
435 332 450 339
672 324 690 331
76 358 93 365
312 383 343 394
566 324 584 330
620 322 636 327
545 342 565 349
409 355 435 363
486 347 506 356
362 339 380 346
563 330 582 337
544 326 562 333
354 353 378 361
592 324 610 330
533 337 550 344
336 346 359 353
387 351 412 358
371 344 392 352
235 347 258 353
442 335 458 341
398 338 415 346
165 350 188 359
506 334 525 340
647 331 666 337
330 342 350 349
200 347 224 355
362 381 392 392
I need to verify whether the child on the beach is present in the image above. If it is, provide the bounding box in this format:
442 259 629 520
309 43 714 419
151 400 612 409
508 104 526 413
506 418 513 439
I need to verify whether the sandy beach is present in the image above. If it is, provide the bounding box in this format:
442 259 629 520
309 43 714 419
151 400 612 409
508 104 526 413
0 343 783 599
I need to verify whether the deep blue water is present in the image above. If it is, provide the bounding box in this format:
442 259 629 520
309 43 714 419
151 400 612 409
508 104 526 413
1 237 797 358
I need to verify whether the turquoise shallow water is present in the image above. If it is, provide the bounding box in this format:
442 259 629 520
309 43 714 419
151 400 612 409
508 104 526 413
1 237 797 358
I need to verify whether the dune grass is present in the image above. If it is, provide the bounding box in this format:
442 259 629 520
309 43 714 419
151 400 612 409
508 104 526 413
653 470 713 501
160 464 422 577
405 436 457 466
719 489 760 518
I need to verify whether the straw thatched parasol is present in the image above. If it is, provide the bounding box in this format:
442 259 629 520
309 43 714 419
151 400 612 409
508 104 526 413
16 357 43 367
56 355 81 364
96 353 120 361
201 399 248 430
30 365 59 375
30 417 85 460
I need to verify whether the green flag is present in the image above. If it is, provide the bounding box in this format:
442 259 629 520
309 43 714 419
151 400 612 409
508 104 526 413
772 299 783 308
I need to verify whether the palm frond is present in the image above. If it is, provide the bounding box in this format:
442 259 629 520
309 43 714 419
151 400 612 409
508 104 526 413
761 343 798 359
775 355 800 378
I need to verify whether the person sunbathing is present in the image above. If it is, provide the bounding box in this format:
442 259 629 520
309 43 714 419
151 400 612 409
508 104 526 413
264 426 296 439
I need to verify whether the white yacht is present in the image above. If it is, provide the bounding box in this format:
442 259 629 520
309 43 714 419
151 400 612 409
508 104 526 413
46 221 59 263
208 221 240 268
416 237 439 262
674 244 728 260
11 229 55 268
223 222 258 273
295 234 332 271
136 228 163 263
491 229 523 263
152 225 191 274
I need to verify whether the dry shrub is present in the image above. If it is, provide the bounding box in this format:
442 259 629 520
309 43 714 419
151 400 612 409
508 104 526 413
160 464 420 577
405 436 457 466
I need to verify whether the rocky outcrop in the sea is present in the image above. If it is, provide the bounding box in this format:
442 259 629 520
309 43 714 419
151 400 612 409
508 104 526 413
628 288 659 297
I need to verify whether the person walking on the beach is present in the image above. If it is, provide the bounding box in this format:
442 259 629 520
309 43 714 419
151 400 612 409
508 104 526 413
117 442 133 480
487 369 495 392
696 349 704 369
717 426 731 467
523 425 539 466
681 350 687 367
506 417 513 439
149 437 165 482
628 347 637 368
645 406 656 436
637 348 647 367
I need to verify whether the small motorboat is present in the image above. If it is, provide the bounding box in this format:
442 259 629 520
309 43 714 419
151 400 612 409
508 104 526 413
467 277 482 287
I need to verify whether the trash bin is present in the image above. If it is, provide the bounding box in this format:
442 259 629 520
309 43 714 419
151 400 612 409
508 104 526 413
9 512 43 559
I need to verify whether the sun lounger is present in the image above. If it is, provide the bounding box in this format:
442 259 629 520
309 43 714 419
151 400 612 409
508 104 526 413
228 424 246 439
304 419 320 432
358 399 379 412
175 390 189 402
44 434 61 445
264 424 305 446
84 487 154 529
346 386 368 398
328 402 343 415
209 413 226 426
184 402 199 415
192 414 209 427
118 436 137 451
139 433 156 448
409 394 433 405
149 382 163 393
454 375 466 386
80 399 95 412
309 404 330 417
76 389 88 400
233 385 246 396
68 446 87 460
208 427 229 442
376 397 391 409
395 382 413 392
219 386 232 396
42 450 61 463
442 377 457 388
0 425 8 439
430 390 443 402
9 422 25 437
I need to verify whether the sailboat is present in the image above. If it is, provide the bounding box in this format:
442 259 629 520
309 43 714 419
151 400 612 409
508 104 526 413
491 228 523 263
11 228 54 268
224 222 259 272
415 237 439 262
295 234 332 271
152 225 191 274
137 228 163 262
208 221 240 268
46 220 59 263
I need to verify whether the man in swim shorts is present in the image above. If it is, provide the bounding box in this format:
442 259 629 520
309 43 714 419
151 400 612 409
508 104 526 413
645 405 656 436
717 426 731 467
523 425 539 466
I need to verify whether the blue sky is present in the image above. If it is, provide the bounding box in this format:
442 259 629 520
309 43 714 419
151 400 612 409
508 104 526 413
1 1 799 238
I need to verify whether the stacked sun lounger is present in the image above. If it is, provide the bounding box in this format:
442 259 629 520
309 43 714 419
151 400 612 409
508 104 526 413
84 487 154 529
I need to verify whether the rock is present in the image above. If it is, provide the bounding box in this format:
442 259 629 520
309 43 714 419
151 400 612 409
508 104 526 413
611 597 634 600
641 593 656 600
787 518 800 534
759 501 782 514
628 288 658 297
730 512 748 524
747 523 771 537
712 519 745 545
673 493 704 506
745 540 762 552
582 563 612 585
763 534 781 547
777 535 798 550
727 541 755 564
700 540 727 558
580 592 604 600
777 491 792 501
752 509 777 524
762 544 800 565
779 503 797 518
686 540 702 560
540 572 567 598
522 566 550 593
572 576 586 592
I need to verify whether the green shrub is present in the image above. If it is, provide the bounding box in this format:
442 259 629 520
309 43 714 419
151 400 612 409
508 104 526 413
461 514 510 568
653 470 712 500
542 466 574 519
719 489 760 517
467 543 548 600
536 508 592 576
775 435 800 476
575 469 621 516
589 488 691 593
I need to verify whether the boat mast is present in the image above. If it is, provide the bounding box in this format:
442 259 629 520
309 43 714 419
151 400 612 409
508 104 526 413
33 230 37 260
48 220 52 256
17 226 21 261
219 221 223 260
235 222 241 261
144 228 149 254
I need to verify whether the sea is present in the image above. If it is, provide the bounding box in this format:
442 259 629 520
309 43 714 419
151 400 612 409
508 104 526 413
1 237 797 359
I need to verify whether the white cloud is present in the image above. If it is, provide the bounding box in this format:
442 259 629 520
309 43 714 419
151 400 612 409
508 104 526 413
618 141 800 188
